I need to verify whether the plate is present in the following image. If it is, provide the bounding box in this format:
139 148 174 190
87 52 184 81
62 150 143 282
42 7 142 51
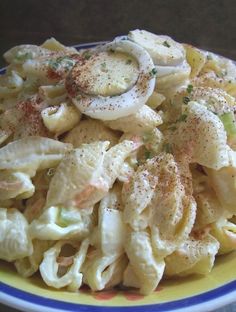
0 42 236 312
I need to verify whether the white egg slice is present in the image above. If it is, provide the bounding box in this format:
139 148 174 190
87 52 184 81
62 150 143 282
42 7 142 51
66 39 156 121
156 60 190 78
128 29 185 66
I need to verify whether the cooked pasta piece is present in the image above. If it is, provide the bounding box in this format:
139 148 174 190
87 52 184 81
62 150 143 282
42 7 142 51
0 70 23 97
0 208 33 261
188 87 235 115
0 171 34 200
22 53 78 83
63 119 120 148
143 128 164 154
39 239 89 290
0 137 72 176
47 140 140 208
83 251 127 291
41 102 81 135
105 105 162 134
171 86 235 121
210 219 236 255
150 154 196 256
38 83 67 106
166 101 230 170
3 44 51 65
146 91 166 109
41 37 77 53
29 206 92 240
83 187 126 290
123 264 140 289
184 44 206 78
123 153 196 256
193 71 236 98
124 230 165 295
46 141 109 208
200 52 236 83
102 139 142 188
90 191 125 255
123 158 158 231
15 240 53 277
205 156 236 214
194 189 225 228
0 95 49 140
165 234 219 276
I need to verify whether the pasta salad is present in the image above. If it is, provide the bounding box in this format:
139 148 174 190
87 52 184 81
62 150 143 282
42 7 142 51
0 30 236 295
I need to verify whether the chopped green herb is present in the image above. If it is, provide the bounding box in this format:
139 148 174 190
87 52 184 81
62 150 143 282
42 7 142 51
176 114 188 122
76 94 82 101
48 59 59 71
187 84 193 94
222 70 227 77
15 51 33 62
83 51 92 60
168 125 177 131
163 40 170 48
126 59 132 65
109 48 115 53
207 54 212 60
143 132 153 143
144 150 152 159
149 68 157 76
183 96 190 104
101 62 107 70
58 208 81 227
49 56 75 72
163 143 172 153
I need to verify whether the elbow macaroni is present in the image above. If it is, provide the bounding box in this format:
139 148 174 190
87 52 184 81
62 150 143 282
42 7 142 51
41 102 81 135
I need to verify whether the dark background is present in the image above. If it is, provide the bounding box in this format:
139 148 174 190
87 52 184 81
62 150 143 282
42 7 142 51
0 0 236 68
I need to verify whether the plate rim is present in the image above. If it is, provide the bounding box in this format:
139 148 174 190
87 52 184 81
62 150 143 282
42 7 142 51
0 41 236 312
1 280 236 312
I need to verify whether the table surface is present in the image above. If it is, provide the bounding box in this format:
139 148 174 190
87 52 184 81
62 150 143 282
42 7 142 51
0 0 236 311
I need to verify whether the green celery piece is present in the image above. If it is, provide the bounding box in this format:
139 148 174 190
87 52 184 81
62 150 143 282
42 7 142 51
220 112 236 137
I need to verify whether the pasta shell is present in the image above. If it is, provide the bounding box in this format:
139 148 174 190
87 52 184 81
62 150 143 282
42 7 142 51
0 208 33 262
0 137 72 176
124 230 165 295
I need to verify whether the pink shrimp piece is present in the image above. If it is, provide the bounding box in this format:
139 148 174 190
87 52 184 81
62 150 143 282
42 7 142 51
74 185 97 207
0 181 22 191
74 179 108 208
192 225 211 240
57 256 74 267
130 135 143 149
24 196 45 222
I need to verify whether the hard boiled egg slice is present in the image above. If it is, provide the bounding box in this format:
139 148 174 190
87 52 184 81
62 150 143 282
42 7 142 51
128 29 185 66
66 39 156 121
